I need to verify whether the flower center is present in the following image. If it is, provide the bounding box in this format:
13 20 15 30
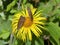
24 17 33 27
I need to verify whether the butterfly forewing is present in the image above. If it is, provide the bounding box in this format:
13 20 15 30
27 7 33 21
17 16 25 30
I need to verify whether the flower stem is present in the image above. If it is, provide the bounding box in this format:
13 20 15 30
9 34 13 45
17 0 21 10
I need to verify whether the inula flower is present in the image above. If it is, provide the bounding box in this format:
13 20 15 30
12 4 46 41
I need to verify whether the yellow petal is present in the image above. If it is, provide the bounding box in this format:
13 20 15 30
28 28 32 41
34 10 43 16
25 8 29 17
36 24 46 30
12 26 17 33
12 21 18 25
34 24 42 33
21 11 26 17
34 20 45 25
14 13 22 18
34 17 46 21
31 8 36 15
29 4 37 15
31 24 40 37
22 29 26 41
34 13 42 18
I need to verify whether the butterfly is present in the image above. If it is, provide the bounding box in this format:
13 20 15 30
17 7 33 30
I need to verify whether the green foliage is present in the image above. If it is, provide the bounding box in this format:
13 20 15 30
0 0 60 45
45 22 60 45
35 38 44 45
6 0 18 11
0 30 10 39
0 40 7 45
22 0 27 4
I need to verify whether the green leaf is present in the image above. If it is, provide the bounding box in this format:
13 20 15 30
55 0 60 4
0 40 4 45
0 12 5 20
0 0 2 6
0 30 10 39
10 9 17 13
6 0 17 11
25 40 31 45
0 0 3 12
50 39 55 45
22 0 27 4
53 9 60 15
0 19 11 39
35 38 44 45
49 0 57 6
45 22 60 45
0 40 8 45
38 2 53 15
0 19 12 31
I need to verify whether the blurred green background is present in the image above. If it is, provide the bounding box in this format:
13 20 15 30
0 0 60 45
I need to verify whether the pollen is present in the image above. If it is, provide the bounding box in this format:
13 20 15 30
24 17 33 27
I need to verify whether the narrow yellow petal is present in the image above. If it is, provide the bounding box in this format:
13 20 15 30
12 21 16 26
23 27 28 34
25 8 29 17
34 13 42 18
12 26 17 33
22 4 25 10
34 10 43 16
34 17 46 21
28 28 32 41
12 23 17 27
37 24 46 30
31 24 40 37
12 18 18 21
21 11 26 17
30 4 36 14
30 4 33 9
34 24 42 33
12 20 18 23
31 8 36 15
17 27 24 37
34 21 45 25
14 13 21 18
22 29 26 41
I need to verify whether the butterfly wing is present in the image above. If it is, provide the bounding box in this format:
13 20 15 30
17 16 25 30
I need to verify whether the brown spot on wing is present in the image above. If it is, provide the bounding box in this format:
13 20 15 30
27 7 33 21
17 16 25 30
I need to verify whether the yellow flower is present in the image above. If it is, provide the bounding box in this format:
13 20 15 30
12 5 46 41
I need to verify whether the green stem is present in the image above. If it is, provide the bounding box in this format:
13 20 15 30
9 34 13 45
17 0 21 10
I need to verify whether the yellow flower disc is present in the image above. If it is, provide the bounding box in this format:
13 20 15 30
12 4 46 41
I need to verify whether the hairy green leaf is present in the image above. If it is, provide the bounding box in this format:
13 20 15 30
45 22 60 45
0 30 10 39
6 0 17 11
35 38 44 45
22 0 27 4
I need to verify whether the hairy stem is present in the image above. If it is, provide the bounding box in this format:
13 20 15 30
9 34 13 45
17 0 21 10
